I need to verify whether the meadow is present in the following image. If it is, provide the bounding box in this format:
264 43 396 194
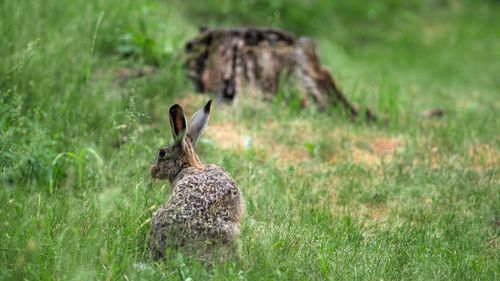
1 0 499 280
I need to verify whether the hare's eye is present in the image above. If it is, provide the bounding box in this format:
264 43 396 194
158 149 167 158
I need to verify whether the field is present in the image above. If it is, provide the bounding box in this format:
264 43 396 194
1 0 499 280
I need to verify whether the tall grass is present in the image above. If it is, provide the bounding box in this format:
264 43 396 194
1 0 499 280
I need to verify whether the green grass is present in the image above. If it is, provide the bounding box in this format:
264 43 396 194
1 0 499 280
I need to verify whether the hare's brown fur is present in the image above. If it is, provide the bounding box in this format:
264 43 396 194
149 100 244 260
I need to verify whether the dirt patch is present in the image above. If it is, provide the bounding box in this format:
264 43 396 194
288 119 314 142
429 145 443 169
206 121 247 151
330 135 405 167
360 203 390 222
206 118 311 165
206 115 413 170
371 137 404 156
326 132 405 168
412 139 499 172
352 148 383 166
468 144 500 172
268 141 311 166
368 136 405 165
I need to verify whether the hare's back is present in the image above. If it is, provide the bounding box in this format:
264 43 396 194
153 165 238 225
175 164 238 197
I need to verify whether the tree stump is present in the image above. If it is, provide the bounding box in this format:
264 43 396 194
184 26 376 121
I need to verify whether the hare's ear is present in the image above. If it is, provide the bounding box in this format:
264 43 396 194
187 100 212 147
169 104 187 144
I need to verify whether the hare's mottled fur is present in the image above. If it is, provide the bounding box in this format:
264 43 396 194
149 100 244 260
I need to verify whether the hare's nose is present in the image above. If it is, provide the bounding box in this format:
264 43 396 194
150 165 159 177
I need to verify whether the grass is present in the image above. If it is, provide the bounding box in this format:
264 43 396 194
1 0 499 280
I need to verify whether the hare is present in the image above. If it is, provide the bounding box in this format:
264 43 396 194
149 100 244 260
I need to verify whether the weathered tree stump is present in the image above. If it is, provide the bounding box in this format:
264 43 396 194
184 26 376 121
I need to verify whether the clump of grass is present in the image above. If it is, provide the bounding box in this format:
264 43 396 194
48 147 104 193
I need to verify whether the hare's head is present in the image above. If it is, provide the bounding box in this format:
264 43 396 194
150 100 212 181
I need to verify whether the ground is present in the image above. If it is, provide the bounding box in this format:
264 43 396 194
0 0 499 280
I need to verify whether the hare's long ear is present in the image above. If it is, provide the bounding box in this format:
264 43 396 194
187 99 212 147
169 104 187 145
